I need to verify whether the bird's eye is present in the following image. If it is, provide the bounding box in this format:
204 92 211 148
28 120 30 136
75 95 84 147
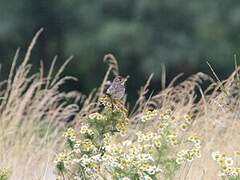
115 76 121 81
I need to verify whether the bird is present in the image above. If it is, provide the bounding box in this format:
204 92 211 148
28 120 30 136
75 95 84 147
106 76 127 100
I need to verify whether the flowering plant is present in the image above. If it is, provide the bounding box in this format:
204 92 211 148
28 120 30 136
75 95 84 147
55 95 201 180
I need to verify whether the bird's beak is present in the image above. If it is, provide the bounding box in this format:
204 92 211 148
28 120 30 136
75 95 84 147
122 75 130 84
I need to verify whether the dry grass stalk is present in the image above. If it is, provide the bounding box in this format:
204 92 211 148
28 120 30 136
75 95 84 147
0 30 80 179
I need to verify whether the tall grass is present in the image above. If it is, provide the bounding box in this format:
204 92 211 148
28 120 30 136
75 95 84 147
0 30 80 179
0 30 240 179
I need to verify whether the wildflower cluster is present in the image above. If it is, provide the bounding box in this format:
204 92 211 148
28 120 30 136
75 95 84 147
0 168 9 180
55 95 202 179
137 109 202 178
176 135 201 164
55 95 130 179
212 151 240 179
140 110 193 133
101 134 162 179
55 125 101 179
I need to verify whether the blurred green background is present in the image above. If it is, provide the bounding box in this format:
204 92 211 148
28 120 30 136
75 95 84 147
0 0 240 102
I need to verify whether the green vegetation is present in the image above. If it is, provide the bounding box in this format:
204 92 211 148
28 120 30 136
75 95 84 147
55 96 201 179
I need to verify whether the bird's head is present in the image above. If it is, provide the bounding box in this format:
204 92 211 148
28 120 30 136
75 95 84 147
113 76 129 85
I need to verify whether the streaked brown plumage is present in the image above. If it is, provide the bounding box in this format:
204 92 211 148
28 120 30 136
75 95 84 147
106 76 126 100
